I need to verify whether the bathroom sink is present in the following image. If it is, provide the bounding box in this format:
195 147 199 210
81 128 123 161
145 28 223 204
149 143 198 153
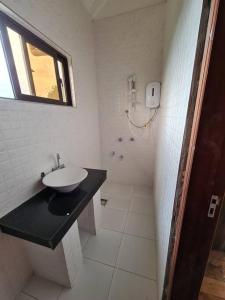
42 167 88 193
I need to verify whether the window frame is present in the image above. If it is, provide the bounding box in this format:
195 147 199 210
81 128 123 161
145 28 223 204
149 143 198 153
0 11 72 106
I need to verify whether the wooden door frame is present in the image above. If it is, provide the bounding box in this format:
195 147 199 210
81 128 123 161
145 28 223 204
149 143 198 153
162 0 220 299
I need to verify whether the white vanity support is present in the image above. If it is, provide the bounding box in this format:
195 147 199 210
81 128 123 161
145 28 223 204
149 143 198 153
23 190 101 288
78 198 97 235
62 221 83 286
24 221 83 288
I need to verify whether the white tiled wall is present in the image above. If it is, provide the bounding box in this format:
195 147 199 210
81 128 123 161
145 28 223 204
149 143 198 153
94 3 165 186
0 0 101 299
152 0 203 297
0 0 101 217
0 234 32 300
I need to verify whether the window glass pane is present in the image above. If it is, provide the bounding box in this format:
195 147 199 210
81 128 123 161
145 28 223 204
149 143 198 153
57 60 67 102
26 43 59 100
0 34 14 98
7 27 32 95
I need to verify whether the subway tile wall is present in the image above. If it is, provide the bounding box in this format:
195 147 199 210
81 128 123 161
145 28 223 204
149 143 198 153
0 234 32 300
94 3 166 187
152 0 203 297
0 1 101 299
0 0 101 218
0 101 100 217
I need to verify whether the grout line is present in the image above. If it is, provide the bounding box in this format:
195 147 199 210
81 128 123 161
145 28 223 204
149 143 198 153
87 186 157 299
105 186 157 298
107 267 119 300
21 291 39 300
81 256 117 300
122 232 156 241
96 196 157 241
108 212 130 298
102 205 131 213
57 286 65 300
84 185 156 299
97 199 131 300
107 220 157 298
83 256 116 269
128 209 155 217
117 267 157 282
115 234 125 270
99 209 130 234
56 287 64 300
132 194 153 199
103 195 154 215
93 224 156 241
107 222 126 299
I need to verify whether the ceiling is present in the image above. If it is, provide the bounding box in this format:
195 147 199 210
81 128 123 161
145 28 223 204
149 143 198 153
80 0 165 20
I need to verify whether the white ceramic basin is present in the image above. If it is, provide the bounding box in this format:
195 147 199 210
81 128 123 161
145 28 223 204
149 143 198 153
42 167 88 193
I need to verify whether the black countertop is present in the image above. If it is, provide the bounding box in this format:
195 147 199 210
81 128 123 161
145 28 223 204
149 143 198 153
0 168 106 249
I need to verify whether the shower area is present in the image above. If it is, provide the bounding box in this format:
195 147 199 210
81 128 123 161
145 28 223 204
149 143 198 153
95 4 164 188
84 6 166 298
91 0 204 298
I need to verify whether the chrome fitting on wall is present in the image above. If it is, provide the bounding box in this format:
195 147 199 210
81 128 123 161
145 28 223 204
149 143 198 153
110 151 116 156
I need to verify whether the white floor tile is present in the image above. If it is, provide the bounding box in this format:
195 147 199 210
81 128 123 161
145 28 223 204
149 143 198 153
109 269 157 300
83 228 122 266
117 235 156 279
79 230 91 249
107 195 131 211
16 293 36 300
112 184 133 199
99 207 127 232
124 212 155 239
59 259 114 300
133 186 152 198
130 196 154 215
101 182 133 199
22 275 63 300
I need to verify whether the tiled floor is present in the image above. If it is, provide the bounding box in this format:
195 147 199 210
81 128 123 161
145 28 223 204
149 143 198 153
17 182 157 300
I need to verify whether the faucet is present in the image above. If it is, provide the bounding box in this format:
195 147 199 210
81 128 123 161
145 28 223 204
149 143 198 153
41 153 65 179
53 153 65 171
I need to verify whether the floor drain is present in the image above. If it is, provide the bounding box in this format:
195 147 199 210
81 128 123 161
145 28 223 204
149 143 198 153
101 198 108 206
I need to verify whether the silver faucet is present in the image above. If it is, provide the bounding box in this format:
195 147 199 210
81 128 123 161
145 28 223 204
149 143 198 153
53 153 65 171
41 153 65 179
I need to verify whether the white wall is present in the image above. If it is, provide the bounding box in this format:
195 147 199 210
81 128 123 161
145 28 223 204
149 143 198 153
0 235 32 300
0 1 101 299
152 0 203 297
95 3 165 187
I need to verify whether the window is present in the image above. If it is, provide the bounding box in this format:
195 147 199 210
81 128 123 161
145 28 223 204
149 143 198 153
0 11 72 105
